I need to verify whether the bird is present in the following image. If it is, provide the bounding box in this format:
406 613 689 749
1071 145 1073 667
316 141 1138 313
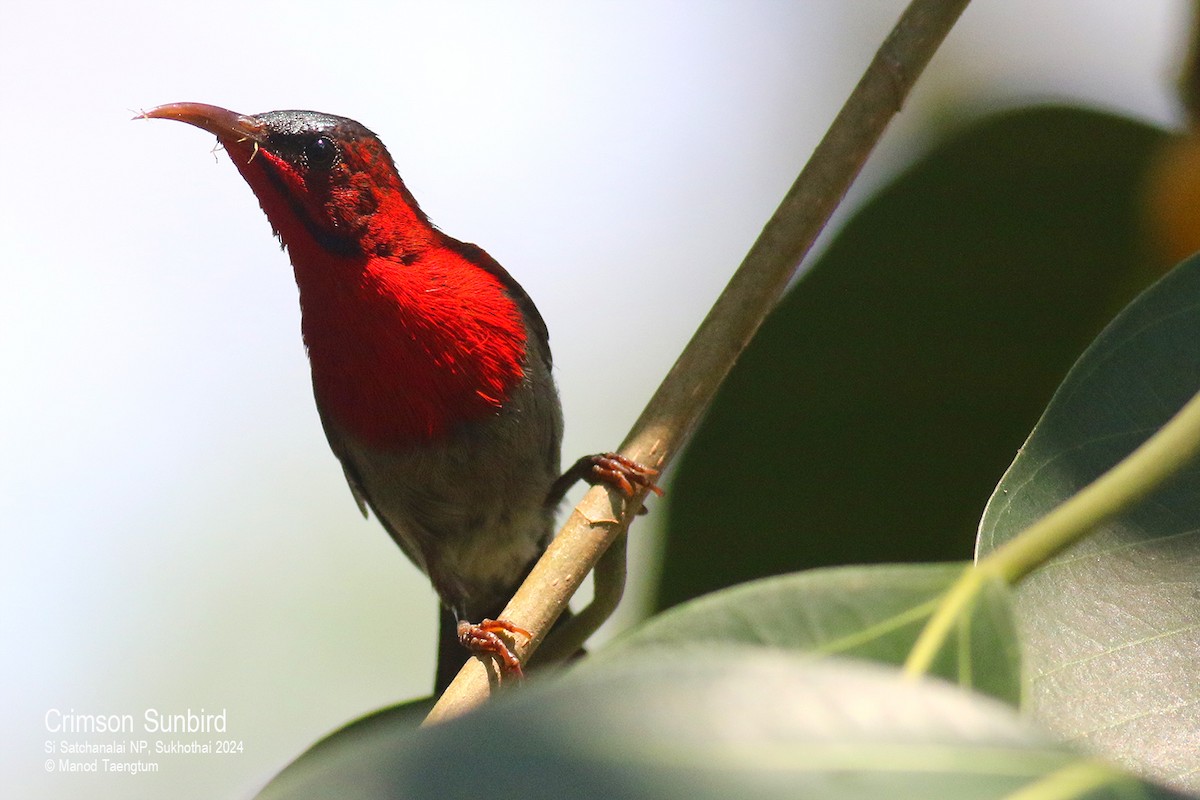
140 102 659 690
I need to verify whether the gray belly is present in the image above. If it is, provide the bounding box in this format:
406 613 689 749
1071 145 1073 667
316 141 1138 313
329 359 563 620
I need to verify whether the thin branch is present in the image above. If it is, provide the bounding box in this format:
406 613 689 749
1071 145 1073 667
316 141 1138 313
1178 0 1200 125
425 0 972 724
904 379 1200 678
999 760 1130 800
989 388 1200 586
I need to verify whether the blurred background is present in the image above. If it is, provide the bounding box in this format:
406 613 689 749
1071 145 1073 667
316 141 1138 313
1 1 1190 797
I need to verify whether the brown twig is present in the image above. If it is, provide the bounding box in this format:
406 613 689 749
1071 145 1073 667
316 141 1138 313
424 0 972 724
1179 0 1200 125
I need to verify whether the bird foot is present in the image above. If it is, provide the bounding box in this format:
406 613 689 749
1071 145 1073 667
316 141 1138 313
545 452 663 515
586 453 664 498
457 618 531 682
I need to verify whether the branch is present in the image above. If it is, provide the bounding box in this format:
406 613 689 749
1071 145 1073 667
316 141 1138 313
1179 0 1200 125
904 379 1200 679
425 0 972 724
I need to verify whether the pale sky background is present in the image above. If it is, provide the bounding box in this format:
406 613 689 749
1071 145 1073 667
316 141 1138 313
1 1 1188 798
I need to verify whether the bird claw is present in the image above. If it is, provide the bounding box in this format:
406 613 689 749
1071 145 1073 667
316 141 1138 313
457 618 531 682
588 453 664 498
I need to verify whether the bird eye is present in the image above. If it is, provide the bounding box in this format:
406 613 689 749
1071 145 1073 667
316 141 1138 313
304 136 338 169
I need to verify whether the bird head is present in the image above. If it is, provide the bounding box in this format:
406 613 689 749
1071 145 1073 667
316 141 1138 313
140 103 431 259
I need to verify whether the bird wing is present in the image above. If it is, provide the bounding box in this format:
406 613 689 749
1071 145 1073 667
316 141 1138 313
314 401 370 518
445 239 552 371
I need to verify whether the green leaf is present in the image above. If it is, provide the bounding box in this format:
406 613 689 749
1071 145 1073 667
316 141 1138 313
978 252 1200 792
256 651 1183 800
592 563 1021 706
658 105 1169 610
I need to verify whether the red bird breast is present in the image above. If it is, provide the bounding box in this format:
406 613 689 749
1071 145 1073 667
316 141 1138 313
294 237 530 445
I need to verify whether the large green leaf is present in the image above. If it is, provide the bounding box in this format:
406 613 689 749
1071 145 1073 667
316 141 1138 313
658 105 1169 609
591 563 1021 706
257 651 1184 800
978 252 1200 791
